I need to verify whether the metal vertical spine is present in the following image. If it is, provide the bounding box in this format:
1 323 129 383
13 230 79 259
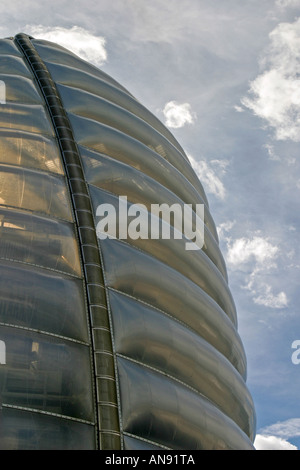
15 33 122 450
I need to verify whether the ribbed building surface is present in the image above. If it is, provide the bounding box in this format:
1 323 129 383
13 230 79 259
0 34 256 450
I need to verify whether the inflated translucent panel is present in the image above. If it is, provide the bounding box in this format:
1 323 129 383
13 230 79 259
45 61 187 157
0 261 88 341
0 407 95 450
70 113 207 204
33 41 133 96
101 239 245 375
80 145 217 240
71 114 209 210
0 103 55 135
0 34 255 450
123 435 166 450
0 208 81 276
0 129 63 174
0 56 31 77
0 165 72 221
109 290 255 439
0 326 94 422
86 162 226 280
0 75 43 104
99 231 237 327
117 357 254 450
58 83 194 169
0 40 22 56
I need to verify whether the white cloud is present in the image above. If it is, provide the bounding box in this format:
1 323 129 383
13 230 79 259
226 235 288 308
163 101 196 129
25 25 107 67
264 143 280 161
188 155 228 200
234 105 244 113
244 270 288 309
254 434 297 450
260 418 300 438
253 284 288 308
241 18 300 142
226 236 279 267
255 419 300 449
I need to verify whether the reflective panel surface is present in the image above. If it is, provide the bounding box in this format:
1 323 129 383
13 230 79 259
0 36 96 450
0 34 256 450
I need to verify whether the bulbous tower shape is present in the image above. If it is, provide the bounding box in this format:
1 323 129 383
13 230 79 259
0 34 255 450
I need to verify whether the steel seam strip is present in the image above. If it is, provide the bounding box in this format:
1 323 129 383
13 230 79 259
123 432 171 450
0 204 74 224
0 321 90 346
2 403 95 425
0 256 83 279
14 33 122 450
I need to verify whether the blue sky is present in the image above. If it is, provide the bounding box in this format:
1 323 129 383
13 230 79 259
2 0 300 450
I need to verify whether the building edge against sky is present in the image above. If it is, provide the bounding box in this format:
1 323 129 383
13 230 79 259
0 33 256 450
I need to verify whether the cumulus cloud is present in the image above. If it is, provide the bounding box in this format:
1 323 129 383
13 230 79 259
260 418 300 438
188 155 228 200
226 235 288 308
254 434 297 450
25 25 107 66
163 101 196 129
252 282 288 308
241 18 300 142
226 236 279 267
255 419 300 449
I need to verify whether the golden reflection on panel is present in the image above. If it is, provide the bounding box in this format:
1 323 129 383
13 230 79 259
0 165 72 221
0 104 55 135
0 130 63 174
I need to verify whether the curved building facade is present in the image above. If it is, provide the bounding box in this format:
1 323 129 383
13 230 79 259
0 33 255 450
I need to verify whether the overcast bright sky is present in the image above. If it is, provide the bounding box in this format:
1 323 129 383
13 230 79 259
2 0 300 450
